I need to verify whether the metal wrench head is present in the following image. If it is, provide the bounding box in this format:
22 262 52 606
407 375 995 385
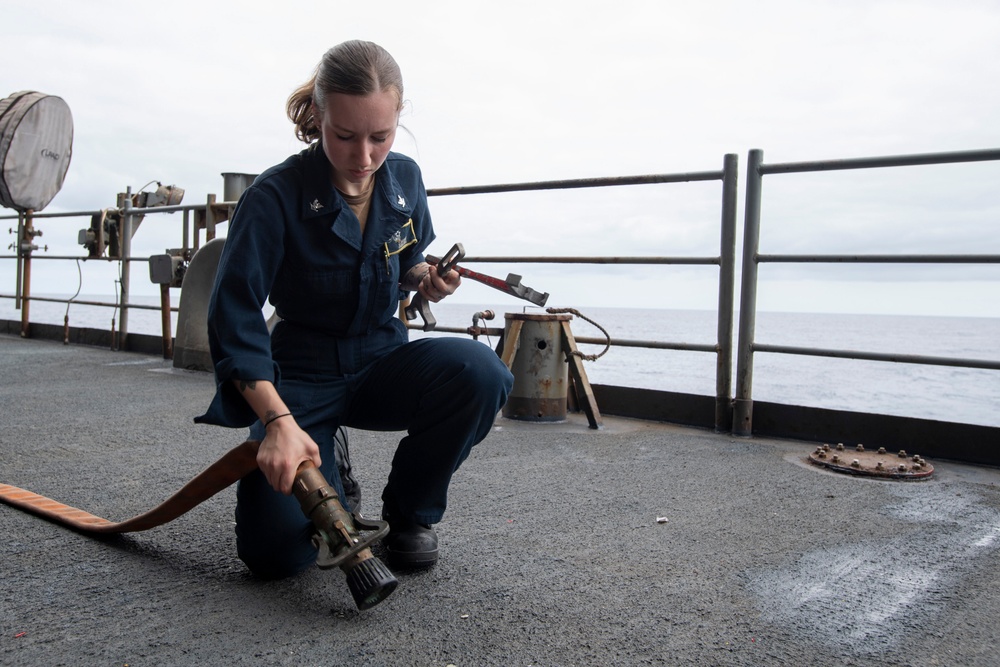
504 273 549 306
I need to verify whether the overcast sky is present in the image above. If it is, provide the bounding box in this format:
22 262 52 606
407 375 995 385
2 0 999 317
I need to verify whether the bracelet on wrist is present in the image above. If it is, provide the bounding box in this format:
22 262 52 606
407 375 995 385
264 412 292 428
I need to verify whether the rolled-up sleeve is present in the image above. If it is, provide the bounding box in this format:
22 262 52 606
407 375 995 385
195 185 285 427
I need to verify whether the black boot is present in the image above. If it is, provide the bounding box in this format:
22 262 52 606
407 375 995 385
334 427 361 513
381 507 439 570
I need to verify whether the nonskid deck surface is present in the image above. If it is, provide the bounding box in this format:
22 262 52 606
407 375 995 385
2 334 999 667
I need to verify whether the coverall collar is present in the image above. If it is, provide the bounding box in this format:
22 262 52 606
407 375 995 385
299 142 416 258
298 142 414 222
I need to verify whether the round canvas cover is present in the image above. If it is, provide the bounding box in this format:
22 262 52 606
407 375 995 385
0 91 74 212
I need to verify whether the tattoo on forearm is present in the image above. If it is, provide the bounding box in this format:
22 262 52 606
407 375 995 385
264 409 278 423
239 380 257 392
400 263 430 290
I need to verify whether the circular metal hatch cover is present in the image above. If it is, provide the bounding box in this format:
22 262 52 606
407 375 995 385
807 443 934 480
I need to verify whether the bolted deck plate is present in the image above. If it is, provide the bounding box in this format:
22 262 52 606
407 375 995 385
807 443 934 480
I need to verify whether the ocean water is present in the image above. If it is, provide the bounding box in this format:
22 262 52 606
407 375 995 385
2 295 998 428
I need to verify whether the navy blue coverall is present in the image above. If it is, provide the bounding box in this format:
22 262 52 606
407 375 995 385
195 143 513 577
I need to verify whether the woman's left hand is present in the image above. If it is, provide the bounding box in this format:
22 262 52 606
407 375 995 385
418 263 461 302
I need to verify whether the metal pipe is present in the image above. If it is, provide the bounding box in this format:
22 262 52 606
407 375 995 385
119 189 132 349
0 255 153 262
573 337 717 353
159 284 173 359
14 211 23 310
205 194 217 241
753 343 1000 371
0 294 174 312
453 256 721 265
759 147 1000 175
0 208 107 220
0 253 723 266
715 153 739 433
410 326 718 354
733 149 764 436
427 171 725 197
19 210 33 337
757 254 1000 264
0 202 215 220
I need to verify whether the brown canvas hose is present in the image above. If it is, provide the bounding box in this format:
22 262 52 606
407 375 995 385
0 439 260 534
0 439 397 609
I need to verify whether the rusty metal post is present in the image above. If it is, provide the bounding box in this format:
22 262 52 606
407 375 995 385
733 149 764 436
159 283 173 359
118 189 133 350
205 194 217 241
182 209 190 256
715 153 739 433
14 211 23 310
18 210 33 338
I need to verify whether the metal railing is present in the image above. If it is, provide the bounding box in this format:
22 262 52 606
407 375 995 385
1 190 232 350
733 147 1000 436
1 158 741 432
424 158 741 432
5 147 996 442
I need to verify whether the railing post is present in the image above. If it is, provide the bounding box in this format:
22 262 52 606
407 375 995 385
119 189 133 350
733 149 764 436
159 284 173 359
18 210 34 338
205 194 217 241
714 153 739 432
14 211 24 310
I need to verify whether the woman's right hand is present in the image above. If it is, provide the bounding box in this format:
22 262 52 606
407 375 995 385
256 415 322 495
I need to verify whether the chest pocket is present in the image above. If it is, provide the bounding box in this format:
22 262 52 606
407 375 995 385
381 219 417 282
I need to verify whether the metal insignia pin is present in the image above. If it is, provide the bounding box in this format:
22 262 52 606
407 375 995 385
310 198 323 212
397 195 405 206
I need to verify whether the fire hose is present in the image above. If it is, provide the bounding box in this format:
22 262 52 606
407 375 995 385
0 439 397 610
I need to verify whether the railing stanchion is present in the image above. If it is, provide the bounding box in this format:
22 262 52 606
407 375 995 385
119 189 133 350
18 210 34 338
714 153 739 433
733 149 764 436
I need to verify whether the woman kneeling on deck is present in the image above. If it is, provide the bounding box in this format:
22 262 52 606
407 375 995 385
195 40 513 577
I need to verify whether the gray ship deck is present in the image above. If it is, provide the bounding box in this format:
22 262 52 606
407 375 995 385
2 333 999 666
